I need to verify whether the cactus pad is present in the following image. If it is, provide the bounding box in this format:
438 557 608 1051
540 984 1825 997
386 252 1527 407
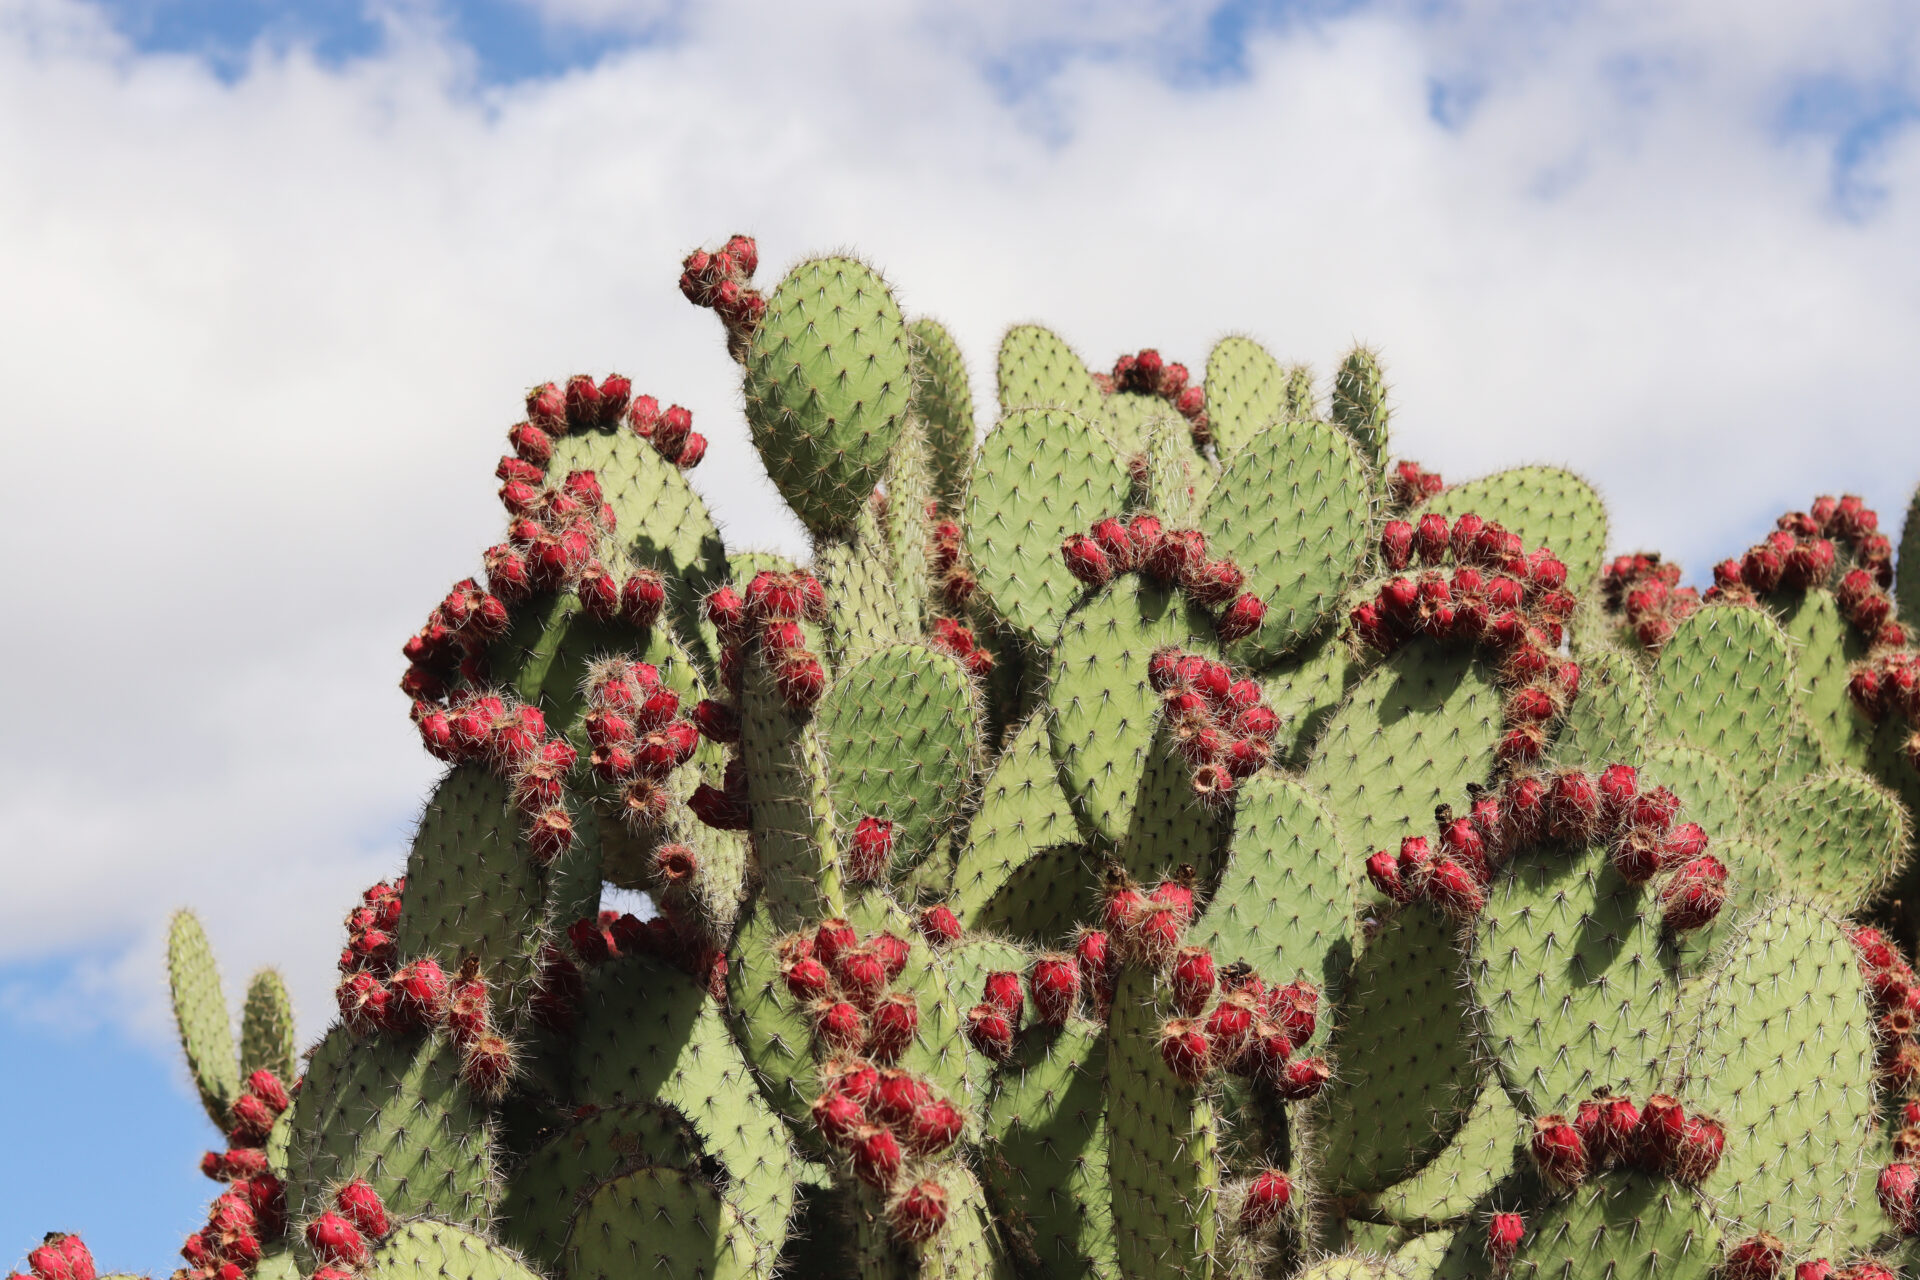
1470 839 1680 1118
1508 1171 1720 1279
1261 627 1367 766
1649 604 1801 796
996 324 1107 423
1320 903 1482 1194
1197 418 1374 663
564 1165 764 1280
239 968 297 1087
168 909 239 1129
1203 335 1290 459
819 642 979 872
1329 346 1391 469
1373 1080 1525 1225
365 1220 542 1280
1638 742 1747 845
1677 898 1878 1255
951 712 1081 926
1776 588 1876 770
1754 767 1910 911
910 317 978 509
1550 645 1650 769
1421 467 1608 590
964 407 1129 644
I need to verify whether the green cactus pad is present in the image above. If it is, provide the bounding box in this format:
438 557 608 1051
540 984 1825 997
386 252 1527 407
1505 1171 1720 1279
1649 604 1802 796
1329 346 1391 469
489 589 704 747
996 324 1108 423
1137 411 1209 527
1203 336 1290 459
1421 467 1609 591
1196 418 1375 663
564 1165 764 1280
1373 1080 1525 1226
570 953 796 1250
1393 1230 1456 1275
167 909 238 1130
1048 576 1218 846
910 317 977 511
1306 645 1503 874
1667 836 1781 978
818 520 911 672
880 422 934 630
942 935 1033 1016
545 415 730 664
251 1250 297 1280
1775 588 1877 771
984 1018 1115 1279
1753 767 1910 911
743 256 913 537
1320 903 1482 1195
1676 898 1878 1255
1260 627 1367 766
1638 742 1747 844
951 712 1081 924
1470 838 1681 1119
819 643 979 872
963 406 1130 645
1286 364 1318 420
1106 391 1183 461
1120 720 1236 886
1900 484 1920 632
395 765 557 1021
1295 1255 1410 1280
852 1162 1008 1280
723 900 827 1144
970 844 1102 944
1189 775 1356 1003
498 1100 704 1267
284 1026 495 1227
739 653 843 929
1549 644 1650 769
365 1220 542 1280
1106 964 1220 1280
239 968 297 1088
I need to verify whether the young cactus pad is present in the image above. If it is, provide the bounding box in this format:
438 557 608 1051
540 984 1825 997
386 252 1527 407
30 236 1920 1280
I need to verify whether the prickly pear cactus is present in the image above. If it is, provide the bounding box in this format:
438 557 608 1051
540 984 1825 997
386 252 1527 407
27 239 1920 1280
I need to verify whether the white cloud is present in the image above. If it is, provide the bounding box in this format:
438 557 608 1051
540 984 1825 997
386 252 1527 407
3 0 1919 1049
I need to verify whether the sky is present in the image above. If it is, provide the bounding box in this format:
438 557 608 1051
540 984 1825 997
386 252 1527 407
4 0 1920 1267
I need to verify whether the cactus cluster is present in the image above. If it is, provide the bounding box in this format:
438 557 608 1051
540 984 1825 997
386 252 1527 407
22 236 1920 1280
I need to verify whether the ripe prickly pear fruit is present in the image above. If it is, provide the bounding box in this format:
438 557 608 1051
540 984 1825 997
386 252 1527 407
1238 1169 1291 1230
1488 1212 1525 1272
1061 534 1112 587
1170 946 1216 1016
390 958 449 1028
334 1179 390 1240
28 1235 95 1280
1879 1161 1920 1234
965 1003 1014 1061
850 1125 903 1189
905 1096 964 1156
846 816 894 883
865 992 919 1064
1575 1093 1640 1169
915 904 962 946
304 1213 368 1269
1671 1112 1725 1185
1660 855 1729 932
811 1090 865 1145
1638 1094 1687 1169
813 1001 866 1052
460 1033 514 1100
1028 954 1079 1026
1160 1020 1211 1085
1275 1056 1331 1101
889 1178 948 1244
1722 1234 1787 1280
1530 1114 1588 1188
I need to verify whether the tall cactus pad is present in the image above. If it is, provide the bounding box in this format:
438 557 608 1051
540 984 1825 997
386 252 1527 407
964 407 1129 644
1650 605 1803 795
951 712 1081 928
1470 839 1679 1118
239 969 298 1087
1202 336 1289 458
1423 467 1609 589
911 317 978 510
1678 899 1877 1254
168 909 240 1129
984 1019 1114 1278
499 1102 703 1268
744 257 912 536
1329 346 1390 468
564 1165 764 1280
997 325 1106 422
1775 588 1876 770
1551 645 1650 768
1197 418 1374 663
1755 768 1911 909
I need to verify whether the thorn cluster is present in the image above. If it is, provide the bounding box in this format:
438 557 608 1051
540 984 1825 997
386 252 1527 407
1601 553 1700 651
1529 1091 1722 1191
1364 765 1722 932
1387 459 1444 508
678 234 765 362
1061 513 1268 643
1093 348 1210 446
1145 645 1283 805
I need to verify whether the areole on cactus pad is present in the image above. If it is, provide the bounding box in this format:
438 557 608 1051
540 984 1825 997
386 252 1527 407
27 235 1920 1280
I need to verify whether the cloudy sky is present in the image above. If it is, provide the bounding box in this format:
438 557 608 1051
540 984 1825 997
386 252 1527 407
4 0 1920 1265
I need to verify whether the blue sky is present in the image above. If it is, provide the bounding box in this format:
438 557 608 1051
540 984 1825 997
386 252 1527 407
5 0 1920 1270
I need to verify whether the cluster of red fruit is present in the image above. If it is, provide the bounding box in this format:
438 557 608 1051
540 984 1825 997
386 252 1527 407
928 515 979 615
678 234 766 359
300 1181 392 1279
1357 511 1582 767
8 1235 94 1280
178 1096 288 1280
1717 495 1893 602
925 616 995 680
528 373 709 472
1601 553 1700 651
1388 459 1444 507
1144 645 1283 806
415 694 578 866
1060 513 1268 643
1850 926 1920 1091
780 918 921 1066
1365 764 1725 931
564 907 727 1001
1529 1092 1723 1191
578 658 699 831
333 907 514 1102
1094 348 1211 446
1725 1247 1899 1280
703 569 830 714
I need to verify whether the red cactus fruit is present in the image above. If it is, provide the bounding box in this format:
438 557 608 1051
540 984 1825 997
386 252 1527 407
229 1091 276 1144
1638 1094 1687 1168
889 1178 949 1243
833 946 889 1010
1547 770 1603 842
461 1033 514 1098
1216 592 1268 643
1660 855 1729 932
1439 816 1489 882
783 956 832 1002
871 1069 932 1129
813 918 857 968
527 806 574 865
813 1001 867 1052
1366 850 1411 903
1181 557 1245 608
1204 992 1258 1065
1145 529 1208 584
1530 1114 1588 1188
1381 519 1415 571
1796 1265 1836 1280
1029 954 1080 1026
1271 981 1319 1047
1074 928 1113 1007
1170 946 1217 1017
906 1096 965 1156
1238 1020 1294 1082
26 1237 94 1280
1275 1056 1331 1100
1575 1093 1641 1169
1881 1161 1920 1233
1088 517 1136 570
865 992 920 1064
774 651 826 711
336 970 392 1037
1160 1019 1212 1084
1663 822 1710 861
390 958 449 1028
1239 1168 1292 1229
850 1125 903 1189
334 1179 389 1240
1838 1263 1893 1280
1427 857 1488 920
983 970 1025 1023
1670 1112 1725 1185
1718 1234 1786 1280
304 1212 368 1269
1412 512 1449 565
1487 1212 1525 1271
965 1003 1014 1061
1061 533 1113 587
618 568 667 628
847 816 895 883
811 1089 866 1145
915 904 963 946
